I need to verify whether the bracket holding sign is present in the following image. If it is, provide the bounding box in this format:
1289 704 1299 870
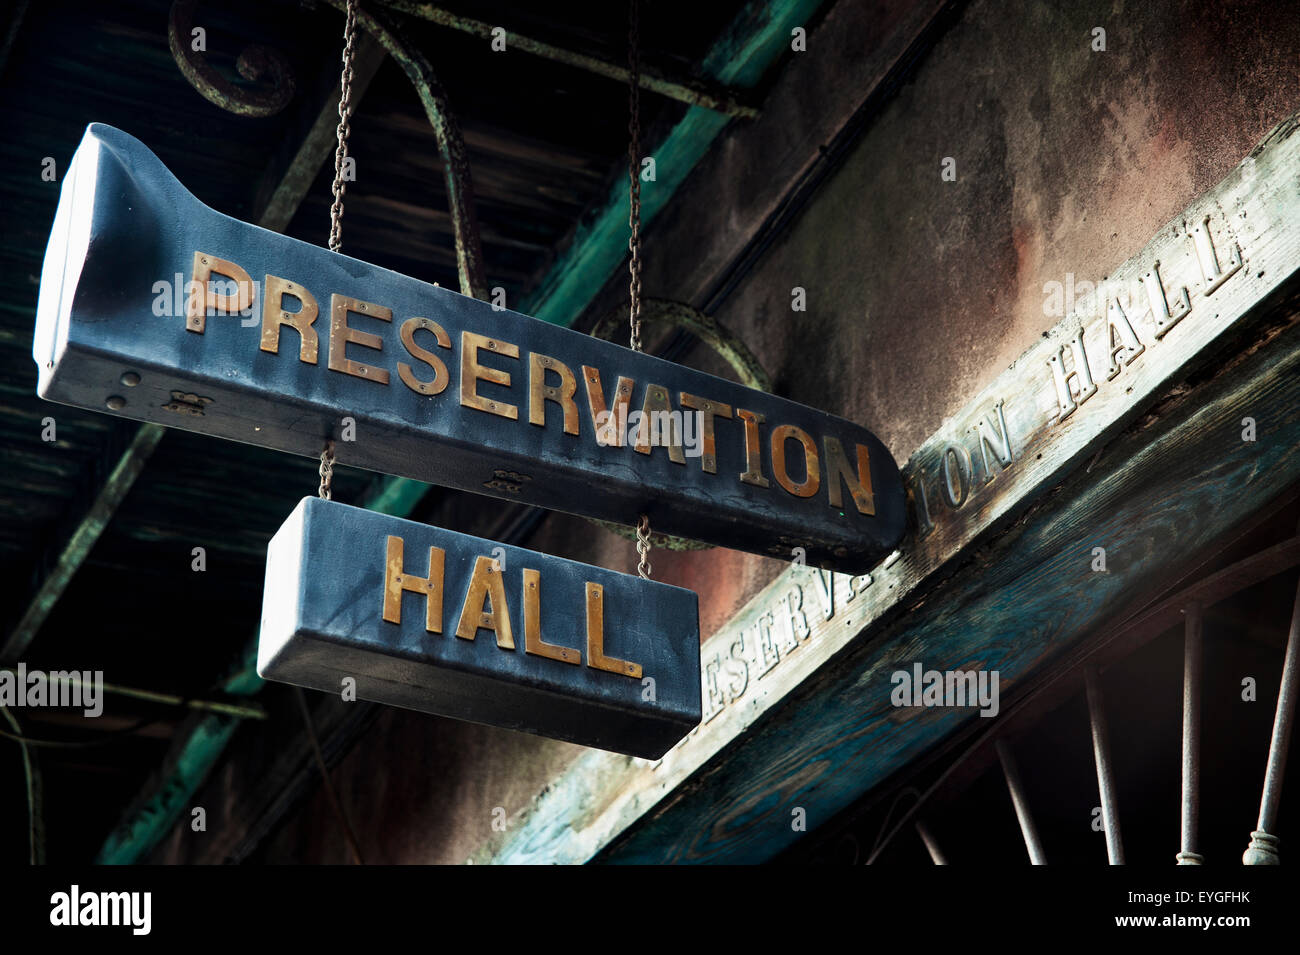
34 125 905 573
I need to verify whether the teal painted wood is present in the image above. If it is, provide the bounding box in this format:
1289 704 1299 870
96 450 440 863
522 0 825 328
1 422 165 662
590 320 1300 863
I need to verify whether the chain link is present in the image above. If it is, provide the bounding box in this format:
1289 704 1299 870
636 514 653 579
319 440 335 500
328 0 359 253
627 0 652 579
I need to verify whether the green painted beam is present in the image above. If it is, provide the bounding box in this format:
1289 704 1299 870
94 473 411 865
2 423 166 664
96 643 263 865
364 476 430 516
522 0 824 327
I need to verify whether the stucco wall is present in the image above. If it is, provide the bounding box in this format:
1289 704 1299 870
248 0 1300 864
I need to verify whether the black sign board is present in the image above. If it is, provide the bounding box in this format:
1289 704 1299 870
34 124 905 571
258 497 701 758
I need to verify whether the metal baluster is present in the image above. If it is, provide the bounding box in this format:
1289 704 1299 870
995 739 1047 864
1086 666 1125 864
1243 574 1300 865
1178 602 1205 864
914 819 948 865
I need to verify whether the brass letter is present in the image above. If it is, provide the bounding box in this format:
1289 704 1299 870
823 436 874 515
771 424 820 498
260 274 319 363
187 251 254 333
582 366 634 447
382 535 445 633
523 569 581 665
460 331 519 419
585 582 642 678
455 555 515 649
528 354 579 435
737 409 769 487
634 384 685 463
329 294 392 385
680 393 732 474
398 317 451 395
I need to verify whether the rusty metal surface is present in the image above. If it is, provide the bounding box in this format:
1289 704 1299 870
375 0 760 118
592 298 772 392
258 497 701 758
167 0 295 117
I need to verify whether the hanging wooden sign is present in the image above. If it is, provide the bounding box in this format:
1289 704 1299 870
257 497 701 758
34 124 905 573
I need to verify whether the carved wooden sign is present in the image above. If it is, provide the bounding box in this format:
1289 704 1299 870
476 114 1300 863
33 124 904 573
258 498 701 758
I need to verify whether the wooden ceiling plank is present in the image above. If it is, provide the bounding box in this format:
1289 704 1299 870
253 33 388 232
375 0 759 118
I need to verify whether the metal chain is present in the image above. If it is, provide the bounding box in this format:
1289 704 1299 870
320 0 355 499
627 0 643 355
636 515 652 579
328 0 359 253
319 440 335 500
628 0 651 580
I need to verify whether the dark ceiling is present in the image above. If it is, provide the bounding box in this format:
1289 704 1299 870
0 0 756 862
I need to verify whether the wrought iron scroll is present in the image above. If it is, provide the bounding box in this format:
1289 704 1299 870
588 298 773 551
167 1 296 117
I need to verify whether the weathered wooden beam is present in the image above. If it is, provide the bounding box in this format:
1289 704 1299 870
569 0 959 333
471 109 1300 864
596 305 1300 865
839 502 1300 854
374 0 760 118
